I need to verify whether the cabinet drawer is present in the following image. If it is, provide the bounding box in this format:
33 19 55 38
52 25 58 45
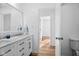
18 41 25 46
3 50 14 56
14 39 26 56
17 39 25 47
19 47 25 52
0 44 14 56
15 39 25 49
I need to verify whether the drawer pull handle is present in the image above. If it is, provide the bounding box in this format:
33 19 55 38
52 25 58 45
5 49 11 54
19 48 24 52
29 42 31 49
19 42 24 45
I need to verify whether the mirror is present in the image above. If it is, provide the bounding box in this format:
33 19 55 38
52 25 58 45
3 14 11 32
0 3 23 33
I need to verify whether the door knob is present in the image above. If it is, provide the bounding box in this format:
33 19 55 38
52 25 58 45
56 37 63 40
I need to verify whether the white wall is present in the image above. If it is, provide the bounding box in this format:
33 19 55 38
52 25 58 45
21 4 40 52
61 3 79 56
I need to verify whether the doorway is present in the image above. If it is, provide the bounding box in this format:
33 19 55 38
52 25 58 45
36 8 55 56
40 16 51 48
38 15 55 56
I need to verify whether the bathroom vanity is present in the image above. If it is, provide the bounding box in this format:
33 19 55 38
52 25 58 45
0 34 32 56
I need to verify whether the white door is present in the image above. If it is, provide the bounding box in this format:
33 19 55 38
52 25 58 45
55 3 63 56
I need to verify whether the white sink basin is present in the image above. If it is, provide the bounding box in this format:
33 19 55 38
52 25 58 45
70 38 79 50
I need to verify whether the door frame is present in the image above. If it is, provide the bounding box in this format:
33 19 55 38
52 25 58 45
39 16 51 48
38 8 52 49
55 3 64 56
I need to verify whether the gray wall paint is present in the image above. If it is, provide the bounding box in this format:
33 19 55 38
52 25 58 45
61 4 79 56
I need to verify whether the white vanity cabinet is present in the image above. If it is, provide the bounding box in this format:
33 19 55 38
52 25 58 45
0 35 32 56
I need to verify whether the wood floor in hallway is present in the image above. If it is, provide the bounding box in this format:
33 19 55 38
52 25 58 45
31 38 55 56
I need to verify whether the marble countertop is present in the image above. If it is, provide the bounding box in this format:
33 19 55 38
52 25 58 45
0 34 33 48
